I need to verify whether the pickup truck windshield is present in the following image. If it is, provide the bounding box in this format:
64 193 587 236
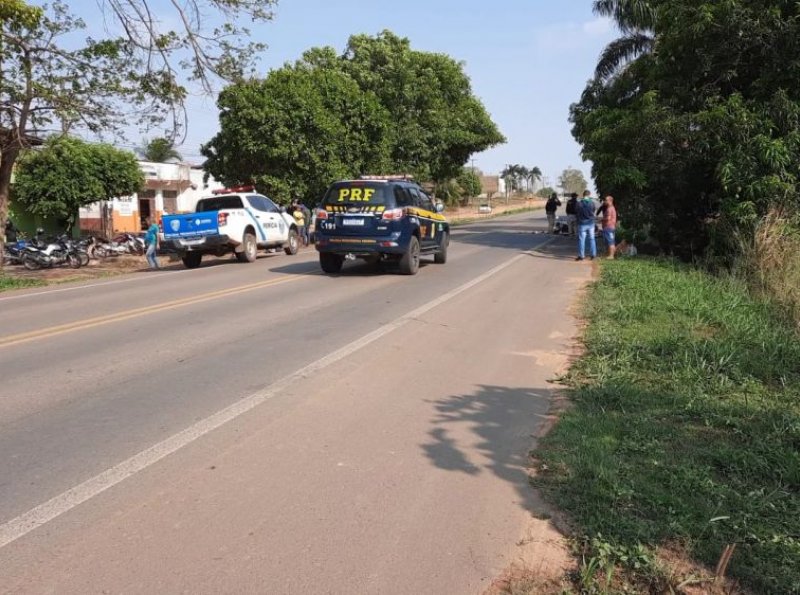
196 196 244 211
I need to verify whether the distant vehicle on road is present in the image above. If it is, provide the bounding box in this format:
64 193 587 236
315 175 449 275
161 186 300 269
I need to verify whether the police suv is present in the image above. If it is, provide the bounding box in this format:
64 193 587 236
161 186 300 269
315 176 449 275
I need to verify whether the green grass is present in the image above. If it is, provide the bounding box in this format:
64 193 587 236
533 258 800 594
0 274 45 292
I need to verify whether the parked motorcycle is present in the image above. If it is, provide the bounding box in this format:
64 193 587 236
2 239 29 266
21 232 81 270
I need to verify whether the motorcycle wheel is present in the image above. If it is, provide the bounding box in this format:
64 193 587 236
22 254 41 270
77 250 90 267
67 253 82 269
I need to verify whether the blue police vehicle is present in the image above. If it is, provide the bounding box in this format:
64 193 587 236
314 176 450 275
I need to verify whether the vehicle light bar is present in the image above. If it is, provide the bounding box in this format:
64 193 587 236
212 185 255 195
359 174 415 181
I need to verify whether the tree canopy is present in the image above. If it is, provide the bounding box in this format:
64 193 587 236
573 0 800 260
558 168 588 195
0 0 276 263
202 31 505 203
14 137 143 230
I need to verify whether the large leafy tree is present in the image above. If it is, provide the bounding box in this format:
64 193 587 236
202 63 391 202
0 0 275 265
14 137 143 231
574 0 800 259
558 167 589 195
202 31 505 201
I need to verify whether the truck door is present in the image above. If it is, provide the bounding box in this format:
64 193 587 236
246 195 281 244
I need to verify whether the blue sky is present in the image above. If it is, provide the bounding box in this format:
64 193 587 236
80 1 618 186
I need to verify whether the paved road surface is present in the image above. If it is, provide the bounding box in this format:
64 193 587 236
0 212 589 594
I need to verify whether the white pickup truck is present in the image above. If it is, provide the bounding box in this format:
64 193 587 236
161 186 300 269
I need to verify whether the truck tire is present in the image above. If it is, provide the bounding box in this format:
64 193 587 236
434 232 448 264
284 228 299 255
319 252 344 274
398 235 421 275
236 232 257 263
182 252 202 269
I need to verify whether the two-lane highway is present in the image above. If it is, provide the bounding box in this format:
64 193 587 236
0 212 589 594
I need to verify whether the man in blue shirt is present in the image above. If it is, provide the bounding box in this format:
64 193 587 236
576 190 597 261
144 217 160 270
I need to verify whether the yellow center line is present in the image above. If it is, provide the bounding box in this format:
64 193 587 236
0 274 314 349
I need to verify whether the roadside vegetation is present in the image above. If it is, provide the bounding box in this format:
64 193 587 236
532 259 800 594
0 275 44 292
573 0 800 326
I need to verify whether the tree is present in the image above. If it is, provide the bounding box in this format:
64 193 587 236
341 32 505 182
14 137 143 231
536 186 557 199
573 0 800 260
528 166 543 192
0 0 276 265
139 138 182 163
203 31 505 202
457 168 482 199
558 168 589 195
593 0 656 80
202 63 392 202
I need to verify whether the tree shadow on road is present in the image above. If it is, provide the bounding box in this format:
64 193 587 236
421 384 561 515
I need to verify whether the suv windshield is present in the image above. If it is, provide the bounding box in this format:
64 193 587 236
323 182 391 206
196 196 244 211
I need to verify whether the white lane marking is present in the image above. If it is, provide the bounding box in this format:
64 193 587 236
0 252 526 550
0 253 320 302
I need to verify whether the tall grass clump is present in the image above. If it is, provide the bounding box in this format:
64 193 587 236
732 210 800 330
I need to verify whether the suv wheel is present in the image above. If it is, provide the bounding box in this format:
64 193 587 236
399 235 420 275
236 232 257 263
434 232 448 264
320 252 344 274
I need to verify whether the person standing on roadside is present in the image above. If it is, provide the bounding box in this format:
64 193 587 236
566 193 578 236
601 195 617 259
575 190 597 261
545 192 561 234
288 198 310 247
144 216 160 270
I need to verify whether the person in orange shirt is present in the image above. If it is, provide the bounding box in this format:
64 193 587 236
600 195 617 259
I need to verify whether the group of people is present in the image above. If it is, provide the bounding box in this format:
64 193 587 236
545 190 617 260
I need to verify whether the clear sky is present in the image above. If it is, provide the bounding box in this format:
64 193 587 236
90 1 618 187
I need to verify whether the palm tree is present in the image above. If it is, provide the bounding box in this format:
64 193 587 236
138 137 183 163
528 166 542 193
593 0 656 81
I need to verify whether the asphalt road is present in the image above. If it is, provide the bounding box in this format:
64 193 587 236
0 212 590 594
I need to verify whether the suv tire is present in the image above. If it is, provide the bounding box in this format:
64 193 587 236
236 232 257 263
434 232 448 264
399 235 421 275
320 252 344 274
